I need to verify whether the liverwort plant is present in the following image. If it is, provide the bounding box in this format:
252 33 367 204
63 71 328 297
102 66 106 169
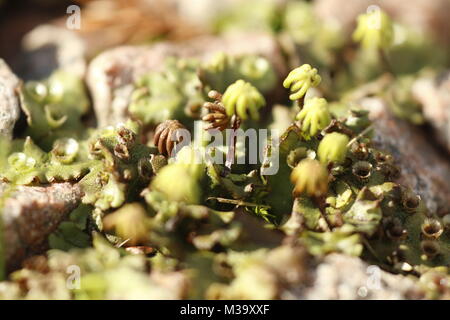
220 79 265 171
353 7 394 74
291 158 331 230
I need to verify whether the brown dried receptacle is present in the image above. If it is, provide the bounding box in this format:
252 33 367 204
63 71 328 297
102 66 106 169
202 90 230 131
153 119 186 157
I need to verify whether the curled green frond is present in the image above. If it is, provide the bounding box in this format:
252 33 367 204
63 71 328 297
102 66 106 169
222 79 265 120
283 64 321 101
296 97 331 137
77 121 160 215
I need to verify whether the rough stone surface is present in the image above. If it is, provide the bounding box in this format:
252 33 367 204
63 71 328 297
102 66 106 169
295 253 422 300
359 97 450 214
18 24 86 80
379 0 450 45
0 59 21 139
1 182 82 270
86 32 287 128
412 71 450 154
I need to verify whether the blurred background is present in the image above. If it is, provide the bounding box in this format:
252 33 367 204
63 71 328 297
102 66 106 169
1 0 449 79
2 0 449 146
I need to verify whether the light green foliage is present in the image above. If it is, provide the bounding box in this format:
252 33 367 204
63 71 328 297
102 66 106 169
19 71 90 149
129 58 203 126
129 54 277 126
343 189 382 236
301 225 363 257
283 1 318 44
0 137 93 185
206 161 267 203
1 235 184 299
151 162 202 205
343 109 372 135
79 121 158 212
150 145 206 205
199 52 277 94
206 245 307 299
103 203 151 246
49 205 91 251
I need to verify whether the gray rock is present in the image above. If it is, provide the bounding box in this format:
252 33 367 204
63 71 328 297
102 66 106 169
1 182 82 270
19 25 86 80
412 71 450 154
359 96 450 213
295 254 422 300
0 59 21 139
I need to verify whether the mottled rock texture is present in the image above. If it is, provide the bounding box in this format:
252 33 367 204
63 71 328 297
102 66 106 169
0 59 21 139
19 25 86 80
1 182 82 270
297 253 422 300
359 97 450 214
412 71 450 154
